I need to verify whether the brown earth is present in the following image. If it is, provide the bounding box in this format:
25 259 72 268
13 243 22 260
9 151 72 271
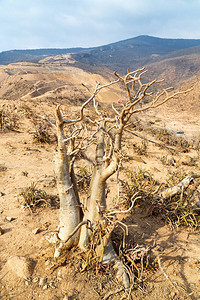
0 63 200 300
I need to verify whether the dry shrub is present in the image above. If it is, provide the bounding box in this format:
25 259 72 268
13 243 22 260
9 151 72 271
119 168 199 229
153 170 200 228
33 122 56 144
0 105 20 131
119 168 158 208
149 128 190 152
19 104 34 119
18 182 59 212
53 220 157 297
160 155 176 166
132 140 148 156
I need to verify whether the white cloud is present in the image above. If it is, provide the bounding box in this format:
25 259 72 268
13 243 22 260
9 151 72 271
0 0 200 51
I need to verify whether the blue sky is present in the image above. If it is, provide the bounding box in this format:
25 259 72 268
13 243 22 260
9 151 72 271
0 0 200 52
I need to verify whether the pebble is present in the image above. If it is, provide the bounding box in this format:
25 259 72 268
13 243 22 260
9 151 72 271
43 284 48 290
0 227 4 235
32 277 39 283
32 228 41 235
7 256 36 279
39 277 47 286
5 216 15 222
169 291 176 298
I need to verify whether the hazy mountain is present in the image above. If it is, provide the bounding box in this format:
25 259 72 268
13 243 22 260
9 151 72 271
1 35 200 88
72 35 200 72
0 47 88 65
1 35 200 69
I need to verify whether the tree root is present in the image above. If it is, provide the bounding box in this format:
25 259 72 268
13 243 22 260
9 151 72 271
96 235 130 289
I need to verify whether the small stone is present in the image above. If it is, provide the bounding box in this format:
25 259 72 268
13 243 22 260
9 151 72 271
32 277 38 283
0 210 3 214
0 192 5 196
5 217 15 222
45 260 50 266
39 277 47 286
43 284 48 290
7 256 36 279
0 227 4 235
170 291 176 298
32 228 40 235
25 281 29 286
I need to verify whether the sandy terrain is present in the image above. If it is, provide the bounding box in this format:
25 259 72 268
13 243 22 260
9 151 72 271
0 62 200 300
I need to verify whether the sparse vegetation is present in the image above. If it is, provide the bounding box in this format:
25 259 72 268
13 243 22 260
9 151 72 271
149 127 190 152
18 183 59 212
0 105 20 131
132 140 148 156
118 168 200 229
33 123 56 144
119 168 158 208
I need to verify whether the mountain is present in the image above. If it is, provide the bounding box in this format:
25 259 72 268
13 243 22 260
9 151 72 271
72 35 200 72
1 35 200 68
1 35 200 88
0 47 88 65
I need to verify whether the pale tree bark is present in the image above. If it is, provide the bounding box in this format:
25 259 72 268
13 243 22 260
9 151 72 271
55 106 81 247
79 130 106 249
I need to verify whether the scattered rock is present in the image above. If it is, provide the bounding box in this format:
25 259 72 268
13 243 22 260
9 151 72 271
169 291 176 298
7 256 36 279
43 284 48 290
0 210 3 214
0 192 5 196
32 277 39 283
49 282 56 289
0 227 4 235
5 216 15 222
39 277 47 287
32 228 41 234
176 130 184 135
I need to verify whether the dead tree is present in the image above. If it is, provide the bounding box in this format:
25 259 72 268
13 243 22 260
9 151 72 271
53 68 189 287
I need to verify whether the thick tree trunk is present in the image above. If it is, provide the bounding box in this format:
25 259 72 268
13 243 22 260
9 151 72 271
55 152 80 246
79 131 106 248
55 107 81 248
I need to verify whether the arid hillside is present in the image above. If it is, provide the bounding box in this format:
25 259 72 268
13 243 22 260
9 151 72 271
0 63 200 300
1 35 200 89
0 62 123 103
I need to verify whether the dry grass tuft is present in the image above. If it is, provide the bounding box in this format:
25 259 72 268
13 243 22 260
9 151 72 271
149 127 190 152
32 123 56 144
119 168 200 229
0 105 20 132
18 182 59 212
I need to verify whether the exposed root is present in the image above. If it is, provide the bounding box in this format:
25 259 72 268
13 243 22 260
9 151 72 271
103 288 124 300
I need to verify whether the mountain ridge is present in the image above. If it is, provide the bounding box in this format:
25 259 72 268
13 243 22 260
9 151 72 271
1 35 200 88
1 35 200 68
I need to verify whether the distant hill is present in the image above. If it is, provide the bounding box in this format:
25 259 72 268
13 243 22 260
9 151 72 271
0 47 88 65
72 35 200 72
1 35 200 88
1 35 200 68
